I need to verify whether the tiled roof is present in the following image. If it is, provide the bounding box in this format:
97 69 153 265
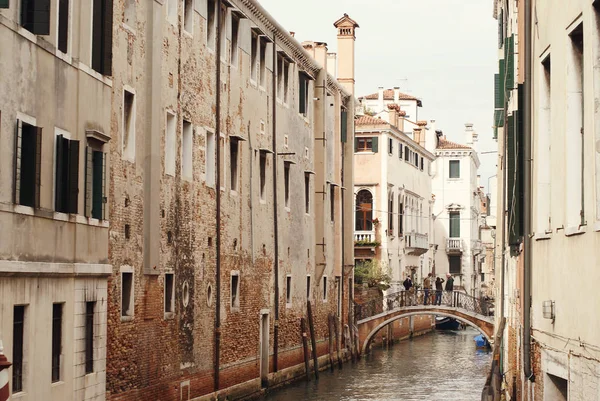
360 89 419 102
355 115 388 126
436 138 472 150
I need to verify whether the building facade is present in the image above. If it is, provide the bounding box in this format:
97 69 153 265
358 88 423 135
353 104 435 293
493 0 600 399
0 0 113 400
429 124 483 296
0 1 357 400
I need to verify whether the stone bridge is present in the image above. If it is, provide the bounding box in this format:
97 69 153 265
354 290 495 353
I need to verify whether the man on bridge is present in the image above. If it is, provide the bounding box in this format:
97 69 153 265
423 273 433 305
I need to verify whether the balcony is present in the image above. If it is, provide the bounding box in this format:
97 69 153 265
446 238 463 255
354 231 379 247
404 232 429 256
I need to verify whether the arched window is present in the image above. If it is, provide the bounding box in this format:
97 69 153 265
355 190 373 231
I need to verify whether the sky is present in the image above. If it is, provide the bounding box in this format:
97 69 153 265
258 0 499 191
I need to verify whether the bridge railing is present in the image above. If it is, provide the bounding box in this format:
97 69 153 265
354 290 494 321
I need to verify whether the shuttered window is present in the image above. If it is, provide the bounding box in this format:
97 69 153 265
354 137 377 152
340 110 347 142
13 120 42 208
507 87 525 247
449 256 461 274
404 146 409 161
92 0 113 75
57 0 69 53
20 0 50 35
505 35 515 92
449 212 460 238
0 0 9 9
55 135 80 214
85 144 106 220
299 72 310 117
85 302 95 374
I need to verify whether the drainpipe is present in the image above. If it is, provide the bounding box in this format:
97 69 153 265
271 35 280 373
523 0 533 382
214 0 222 391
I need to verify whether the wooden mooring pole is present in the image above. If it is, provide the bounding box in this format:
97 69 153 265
307 301 319 379
300 318 311 381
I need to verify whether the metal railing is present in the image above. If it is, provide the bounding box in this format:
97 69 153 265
404 232 428 249
354 289 494 321
354 231 375 243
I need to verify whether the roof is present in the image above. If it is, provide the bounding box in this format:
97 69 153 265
355 115 388 126
436 138 472 150
359 89 423 107
333 13 359 28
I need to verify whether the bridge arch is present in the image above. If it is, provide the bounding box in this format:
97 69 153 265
361 310 493 354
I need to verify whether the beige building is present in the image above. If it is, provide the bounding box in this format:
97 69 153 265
353 104 435 292
0 0 113 400
493 0 600 400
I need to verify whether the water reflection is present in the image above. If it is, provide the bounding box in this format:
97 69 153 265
263 328 491 401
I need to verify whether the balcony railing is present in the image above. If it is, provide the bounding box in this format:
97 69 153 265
354 231 376 244
446 238 463 254
404 232 428 255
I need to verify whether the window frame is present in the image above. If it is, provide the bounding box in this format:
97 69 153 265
120 268 134 320
449 160 460 179
13 117 42 209
259 150 267 201
449 211 460 238
85 301 95 374
122 88 136 162
12 305 25 393
231 271 240 310
164 272 175 317
285 275 292 307
181 119 193 180
356 137 373 152
51 303 63 383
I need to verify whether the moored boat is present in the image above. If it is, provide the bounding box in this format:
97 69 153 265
435 316 461 331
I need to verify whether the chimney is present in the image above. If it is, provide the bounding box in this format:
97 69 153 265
334 14 359 96
290 31 295 37
465 123 475 148
413 128 422 144
327 52 337 78
394 87 400 103
314 41 328 71
387 104 400 128
378 86 384 111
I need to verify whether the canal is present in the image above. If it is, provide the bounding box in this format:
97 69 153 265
263 327 491 400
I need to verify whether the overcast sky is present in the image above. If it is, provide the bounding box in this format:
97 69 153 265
258 0 498 190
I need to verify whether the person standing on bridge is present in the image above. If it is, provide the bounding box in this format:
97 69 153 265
402 276 413 306
445 273 454 291
423 273 433 305
435 276 445 305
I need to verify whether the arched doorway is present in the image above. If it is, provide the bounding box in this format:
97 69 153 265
355 189 373 231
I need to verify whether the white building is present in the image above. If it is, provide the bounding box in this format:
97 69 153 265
358 87 423 135
353 103 435 292
429 124 483 296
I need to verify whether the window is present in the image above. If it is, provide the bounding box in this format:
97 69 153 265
545 373 568 401
284 161 291 208
230 138 239 191
259 37 267 88
449 160 460 178
306 275 311 300
277 55 290 103
182 120 193 179
231 273 240 309
566 24 584 227
57 0 69 53
122 90 135 161
414 152 418 167
92 0 113 75
55 135 79 214
299 72 310 117
330 185 335 222
52 303 63 382
304 172 310 214
84 142 106 220
167 0 177 23
286 275 292 304
13 120 42 208
322 276 327 301
355 190 373 231
165 273 174 313
231 13 240 66
404 146 409 161
183 0 193 33
124 0 135 28
206 131 216 187
21 0 50 35
250 31 258 81
165 112 176 175
449 256 461 274
206 0 216 48
355 137 379 153
388 138 393 154
121 271 133 318
420 157 424 171
449 211 460 238
219 3 227 59
388 193 394 234
259 150 267 200
85 302 95 374
399 143 403 159
12 305 25 393
398 197 403 235
537 55 551 233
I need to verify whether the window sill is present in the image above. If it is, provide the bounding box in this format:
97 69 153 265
11 391 27 399
230 307 240 313
594 221 600 232
285 206 291 213
230 190 238 197
1 203 109 227
164 312 175 320
355 151 375 155
51 381 65 388
285 302 292 309
534 232 552 241
260 199 267 205
120 316 134 322
565 226 586 237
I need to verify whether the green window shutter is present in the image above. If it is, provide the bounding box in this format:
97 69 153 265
341 111 347 143
494 74 501 109
506 113 517 245
499 59 506 104
92 151 104 219
371 137 378 153
0 0 10 9
34 126 42 208
84 146 93 217
505 36 514 91
13 120 22 204
67 140 80 214
354 136 359 152
494 109 505 128
55 135 65 212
